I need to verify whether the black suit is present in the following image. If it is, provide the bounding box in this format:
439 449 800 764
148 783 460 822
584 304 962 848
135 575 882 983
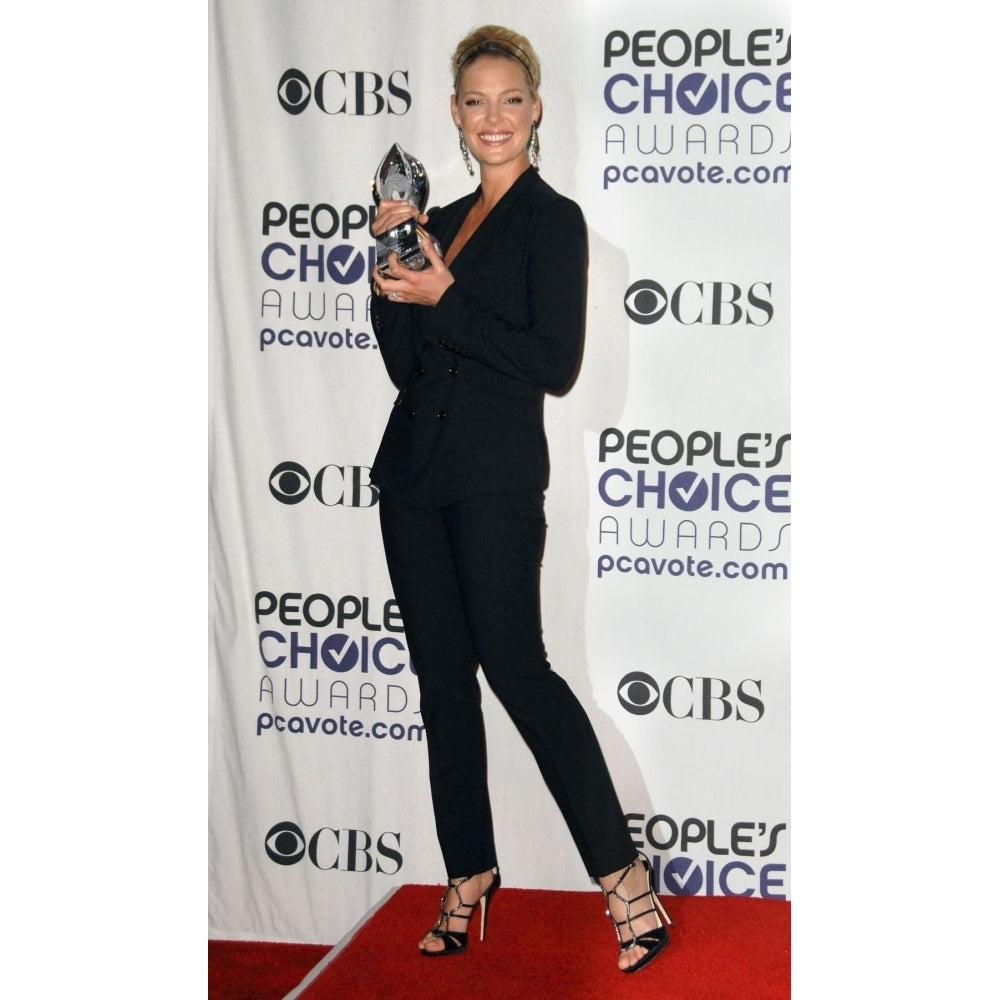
371 167 635 880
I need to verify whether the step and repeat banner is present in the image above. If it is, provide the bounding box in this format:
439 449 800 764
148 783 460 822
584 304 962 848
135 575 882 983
209 0 790 944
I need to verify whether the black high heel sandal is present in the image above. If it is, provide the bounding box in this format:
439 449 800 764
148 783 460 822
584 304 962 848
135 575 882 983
602 853 674 974
419 868 500 957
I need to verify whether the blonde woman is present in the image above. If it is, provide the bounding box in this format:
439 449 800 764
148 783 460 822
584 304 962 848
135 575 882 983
370 25 672 974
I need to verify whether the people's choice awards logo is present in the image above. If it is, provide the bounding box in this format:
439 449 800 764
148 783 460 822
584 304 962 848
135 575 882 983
633 817 788 899
597 27 791 192
592 427 790 584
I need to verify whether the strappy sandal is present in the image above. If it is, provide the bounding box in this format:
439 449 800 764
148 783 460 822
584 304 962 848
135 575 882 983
419 868 500 957
601 853 673 973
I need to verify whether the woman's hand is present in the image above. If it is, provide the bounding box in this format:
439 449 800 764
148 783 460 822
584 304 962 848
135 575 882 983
371 198 426 239
372 225 455 307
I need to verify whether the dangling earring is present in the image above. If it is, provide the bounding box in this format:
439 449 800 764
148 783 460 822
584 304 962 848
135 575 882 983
529 122 540 171
458 127 474 176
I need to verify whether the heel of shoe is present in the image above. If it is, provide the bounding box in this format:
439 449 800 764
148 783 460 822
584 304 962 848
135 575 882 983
479 869 501 941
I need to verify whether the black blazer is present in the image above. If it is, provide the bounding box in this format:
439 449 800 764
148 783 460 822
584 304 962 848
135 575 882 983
370 167 587 511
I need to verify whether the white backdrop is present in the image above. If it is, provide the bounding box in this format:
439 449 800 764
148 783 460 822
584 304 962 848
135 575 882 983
209 0 790 945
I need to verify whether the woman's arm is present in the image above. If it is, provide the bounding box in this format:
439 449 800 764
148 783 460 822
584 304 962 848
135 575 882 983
430 196 587 392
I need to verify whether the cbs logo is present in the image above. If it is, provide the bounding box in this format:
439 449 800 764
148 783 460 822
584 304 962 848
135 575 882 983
617 671 764 722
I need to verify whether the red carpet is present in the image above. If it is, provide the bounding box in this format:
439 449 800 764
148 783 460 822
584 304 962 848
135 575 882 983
208 940 333 1000
284 884 790 999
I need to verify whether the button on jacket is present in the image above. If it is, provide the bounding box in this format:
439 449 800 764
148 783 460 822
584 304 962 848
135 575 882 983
370 167 587 511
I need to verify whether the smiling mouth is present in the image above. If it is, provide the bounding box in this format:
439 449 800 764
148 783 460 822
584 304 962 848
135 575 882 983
478 131 514 144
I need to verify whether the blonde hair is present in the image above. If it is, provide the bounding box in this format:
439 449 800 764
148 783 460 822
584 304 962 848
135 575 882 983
451 25 540 92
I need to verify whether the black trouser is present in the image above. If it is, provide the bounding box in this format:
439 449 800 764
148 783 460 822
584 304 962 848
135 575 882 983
378 488 637 879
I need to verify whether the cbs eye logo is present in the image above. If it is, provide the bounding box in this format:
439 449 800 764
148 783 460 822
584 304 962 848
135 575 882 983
265 821 307 865
617 671 660 715
269 461 311 504
277 70 311 115
623 280 669 325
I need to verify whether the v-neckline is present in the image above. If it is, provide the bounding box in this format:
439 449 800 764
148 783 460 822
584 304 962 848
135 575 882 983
442 168 534 269
443 189 486 268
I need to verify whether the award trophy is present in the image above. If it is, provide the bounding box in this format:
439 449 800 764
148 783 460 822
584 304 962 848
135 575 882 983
371 142 442 273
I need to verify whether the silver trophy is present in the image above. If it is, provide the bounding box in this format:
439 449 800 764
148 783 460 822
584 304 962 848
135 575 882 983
372 142 442 273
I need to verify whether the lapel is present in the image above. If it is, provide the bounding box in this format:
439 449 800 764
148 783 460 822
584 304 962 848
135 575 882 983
437 168 539 275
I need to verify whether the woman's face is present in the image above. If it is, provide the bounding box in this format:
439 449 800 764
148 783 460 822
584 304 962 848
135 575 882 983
451 54 540 173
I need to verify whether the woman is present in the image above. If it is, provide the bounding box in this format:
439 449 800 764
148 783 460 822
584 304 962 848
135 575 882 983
369 25 672 974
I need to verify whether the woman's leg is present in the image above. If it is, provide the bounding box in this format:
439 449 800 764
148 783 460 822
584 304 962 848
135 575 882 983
441 490 637 878
378 491 498 878
382 489 665 968
442 491 669 970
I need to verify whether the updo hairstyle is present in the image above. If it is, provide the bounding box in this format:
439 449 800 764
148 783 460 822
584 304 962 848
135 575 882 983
451 25 541 93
